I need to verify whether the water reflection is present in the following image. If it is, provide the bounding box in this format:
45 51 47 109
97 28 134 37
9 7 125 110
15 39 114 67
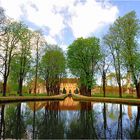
0 105 5 139
0 98 140 139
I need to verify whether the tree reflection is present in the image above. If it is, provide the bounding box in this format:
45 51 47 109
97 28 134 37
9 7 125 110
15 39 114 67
36 101 65 139
32 102 36 139
0 105 5 139
67 102 97 139
103 103 107 139
130 106 140 139
134 107 140 137
116 104 123 139
4 103 26 139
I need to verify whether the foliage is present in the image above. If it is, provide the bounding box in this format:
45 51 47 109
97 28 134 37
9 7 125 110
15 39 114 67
0 20 26 96
40 45 66 95
104 11 140 98
62 87 67 94
9 23 32 95
67 37 101 96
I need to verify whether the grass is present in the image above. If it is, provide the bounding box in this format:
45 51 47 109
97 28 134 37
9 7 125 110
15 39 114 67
0 94 67 103
92 93 136 98
0 93 51 97
72 94 140 106
0 92 140 106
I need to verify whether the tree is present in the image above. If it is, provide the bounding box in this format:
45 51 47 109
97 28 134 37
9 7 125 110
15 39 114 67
0 21 24 96
10 24 32 96
32 30 45 95
40 45 66 95
67 37 101 96
74 88 79 94
116 11 140 98
62 87 66 94
104 21 124 97
104 11 140 98
97 43 111 97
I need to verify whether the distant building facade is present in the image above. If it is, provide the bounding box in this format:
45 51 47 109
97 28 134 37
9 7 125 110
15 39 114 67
30 78 79 94
60 78 79 94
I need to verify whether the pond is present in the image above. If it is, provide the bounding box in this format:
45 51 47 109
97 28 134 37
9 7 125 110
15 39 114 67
0 97 140 139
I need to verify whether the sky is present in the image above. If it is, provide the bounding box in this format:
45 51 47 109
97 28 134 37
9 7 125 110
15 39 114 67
0 0 140 51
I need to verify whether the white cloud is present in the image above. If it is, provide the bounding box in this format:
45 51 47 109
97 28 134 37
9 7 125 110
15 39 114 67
0 0 119 42
68 0 119 38
44 35 57 45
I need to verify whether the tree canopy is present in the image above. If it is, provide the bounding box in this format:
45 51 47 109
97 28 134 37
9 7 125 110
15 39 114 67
67 37 101 96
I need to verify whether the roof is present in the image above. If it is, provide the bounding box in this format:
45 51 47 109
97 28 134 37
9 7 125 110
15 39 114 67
61 78 79 83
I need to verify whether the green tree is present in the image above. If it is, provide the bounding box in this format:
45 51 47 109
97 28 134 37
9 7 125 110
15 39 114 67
116 11 140 98
10 23 32 96
74 88 79 94
32 30 45 95
104 11 140 98
104 21 123 98
0 21 24 96
97 42 111 97
62 87 66 94
40 45 66 95
67 37 101 96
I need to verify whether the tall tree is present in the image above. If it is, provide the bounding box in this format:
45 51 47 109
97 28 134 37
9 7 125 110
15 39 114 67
67 37 101 96
104 19 124 97
40 45 66 95
32 30 45 95
98 43 111 97
10 24 32 96
117 11 140 98
0 21 23 96
105 11 140 98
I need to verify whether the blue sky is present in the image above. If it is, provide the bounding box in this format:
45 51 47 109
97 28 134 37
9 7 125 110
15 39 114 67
0 0 140 50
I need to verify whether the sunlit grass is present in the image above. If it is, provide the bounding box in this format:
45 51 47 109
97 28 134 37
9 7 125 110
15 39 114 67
92 93 136 99
72 94 140 105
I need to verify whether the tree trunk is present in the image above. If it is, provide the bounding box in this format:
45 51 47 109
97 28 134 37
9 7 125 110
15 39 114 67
34 75 37 95
136 82 140 98
87 88 91 96
2 77 7 96
102 70 106 97
34 41 39 95
80 85 86 96
18 77 23 96
118 82 122 98
45 80 50 95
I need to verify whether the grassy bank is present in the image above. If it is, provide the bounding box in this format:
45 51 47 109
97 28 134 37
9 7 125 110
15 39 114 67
0 94 67 103
93 93 136 98
72 94 140 105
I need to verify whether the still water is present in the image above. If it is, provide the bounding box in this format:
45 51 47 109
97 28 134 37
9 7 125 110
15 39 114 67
0 97 140 139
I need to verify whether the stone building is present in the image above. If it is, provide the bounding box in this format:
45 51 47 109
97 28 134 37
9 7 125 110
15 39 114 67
29 78 79 94
60 78 79 94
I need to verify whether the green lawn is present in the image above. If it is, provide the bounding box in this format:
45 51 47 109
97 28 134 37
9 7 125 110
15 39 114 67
92 93 136 99
0 93 50 97
72 94 140 105
0 94 67 103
